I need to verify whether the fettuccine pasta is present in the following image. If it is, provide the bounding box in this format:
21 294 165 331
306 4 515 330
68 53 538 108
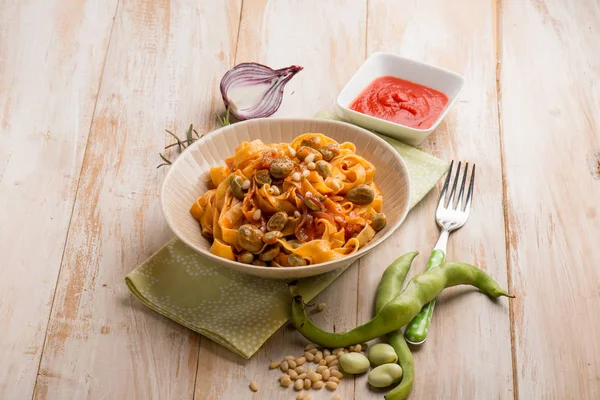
190 133 388 267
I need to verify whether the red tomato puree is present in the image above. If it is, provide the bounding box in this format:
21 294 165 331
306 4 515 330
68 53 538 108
349 76 449 129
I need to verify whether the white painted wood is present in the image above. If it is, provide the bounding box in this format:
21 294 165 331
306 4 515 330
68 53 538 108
355 1 514 399
0 0 117 397
33 0 241 398
500 0 600 398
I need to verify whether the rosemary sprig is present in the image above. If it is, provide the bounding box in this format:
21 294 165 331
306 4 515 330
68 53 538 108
157 108 232 168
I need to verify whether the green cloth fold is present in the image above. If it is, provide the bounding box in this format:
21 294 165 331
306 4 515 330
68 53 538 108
125 113 448 359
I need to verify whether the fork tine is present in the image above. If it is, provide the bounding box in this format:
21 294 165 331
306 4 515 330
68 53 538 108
463 164 476 211
455 162 469 210
445 161 462 209
437 160 454 210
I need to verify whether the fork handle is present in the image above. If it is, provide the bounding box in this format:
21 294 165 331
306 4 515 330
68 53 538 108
404 230 448 345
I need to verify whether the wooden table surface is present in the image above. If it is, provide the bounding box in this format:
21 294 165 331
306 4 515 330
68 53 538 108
2 0 600 399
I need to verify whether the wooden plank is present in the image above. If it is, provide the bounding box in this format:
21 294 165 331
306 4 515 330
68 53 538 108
33 0 242 398
193 0 367 398
0 0 117 397
500 0 600 398
355 1 514 399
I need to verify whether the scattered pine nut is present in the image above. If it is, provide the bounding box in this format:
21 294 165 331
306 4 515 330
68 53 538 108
297 373 307 380
296 356 306 366
329 359 339 367
328 376 340 384
252 208 261 220
280 373 290 380
316 303 326 312
295 366 307 375
288 146 296 157
313 380 324 390
329 365 339 371
333 348 343 355
325 381 338 391
314 351 323 363
297 391 308 400
307 161 316 170
304 153 315 163
280 360 289 372
316 365 327 374
336 352 344 359
269 361 281 369
348 345 355 352
294 210 302 218
302 169 310 178
303 378 311 390
323 349 331 357
292 172 301 181
271 186 281 195
280 376 292 388
330 369 343 379
332 395 341 400
308 348 318 355
322 368 331 380
307 371 318 382
249 381 259 392
325 355 336 364
354 344 362 352
288 370 299 380
304 352 315 361
319 359 327 366
294 379 304 391
285 355 296 361
288 360 297 369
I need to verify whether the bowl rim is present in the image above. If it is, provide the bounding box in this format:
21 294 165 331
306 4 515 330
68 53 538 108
336 51 465 133
160 117 411 273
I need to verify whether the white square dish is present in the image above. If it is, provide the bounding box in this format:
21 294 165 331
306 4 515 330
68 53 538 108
337 52 465 146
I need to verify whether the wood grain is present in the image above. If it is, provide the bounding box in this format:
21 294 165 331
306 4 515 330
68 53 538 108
500 0 600 398
355 1 514 399
194 1 367 398
0 0 117 397
33 0 242 398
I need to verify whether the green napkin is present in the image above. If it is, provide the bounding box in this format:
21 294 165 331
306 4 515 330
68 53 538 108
125 113 448 359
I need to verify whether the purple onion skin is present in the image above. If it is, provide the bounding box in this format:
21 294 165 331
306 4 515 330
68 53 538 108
220 62 303 120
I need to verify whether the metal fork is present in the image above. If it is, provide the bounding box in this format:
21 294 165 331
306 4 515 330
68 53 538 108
404 160 476 345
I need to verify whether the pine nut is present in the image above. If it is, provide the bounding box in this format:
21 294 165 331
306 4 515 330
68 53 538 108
292 172 301 181
316 365 327 373
354 344 362 352
312 381 324 390
329 365 339 372
296 366 307 375
323 349 331 357
328 376 340 384
288 360 297 369
307 161 316 170
249 381 258 392
322 368 331 380
280 376 292 387
304 378 311 389
333 348 344 355
294 379 304 391
308 348 319 355
307 371 318 382
329 359 338 366
296 356 306 366
288 146 296 157
294 210 302 218
336 352 344 359
330 369 343 379
314 351 323 363
332 395 341 400
271 186 280 195
297 373 307 380
348 345 355 352
269 361 281 369
280 361 289 372
252 208 261 220
288 370 299 380
304 352 315 361
297 391 308 400
319 360 327 366
304 153 315 163
302 169 310 178
285 355 296 361
242 179 251 190
325 381 338 391
325 355 336 364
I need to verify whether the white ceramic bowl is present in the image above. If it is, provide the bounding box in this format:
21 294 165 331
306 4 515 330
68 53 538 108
337 52 465 146
161 118 411 279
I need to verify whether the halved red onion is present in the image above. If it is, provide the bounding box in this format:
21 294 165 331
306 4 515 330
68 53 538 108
220 62 303 120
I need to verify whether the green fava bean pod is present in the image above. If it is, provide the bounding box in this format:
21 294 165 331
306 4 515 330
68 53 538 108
374 252 418 400
290 261 513 348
